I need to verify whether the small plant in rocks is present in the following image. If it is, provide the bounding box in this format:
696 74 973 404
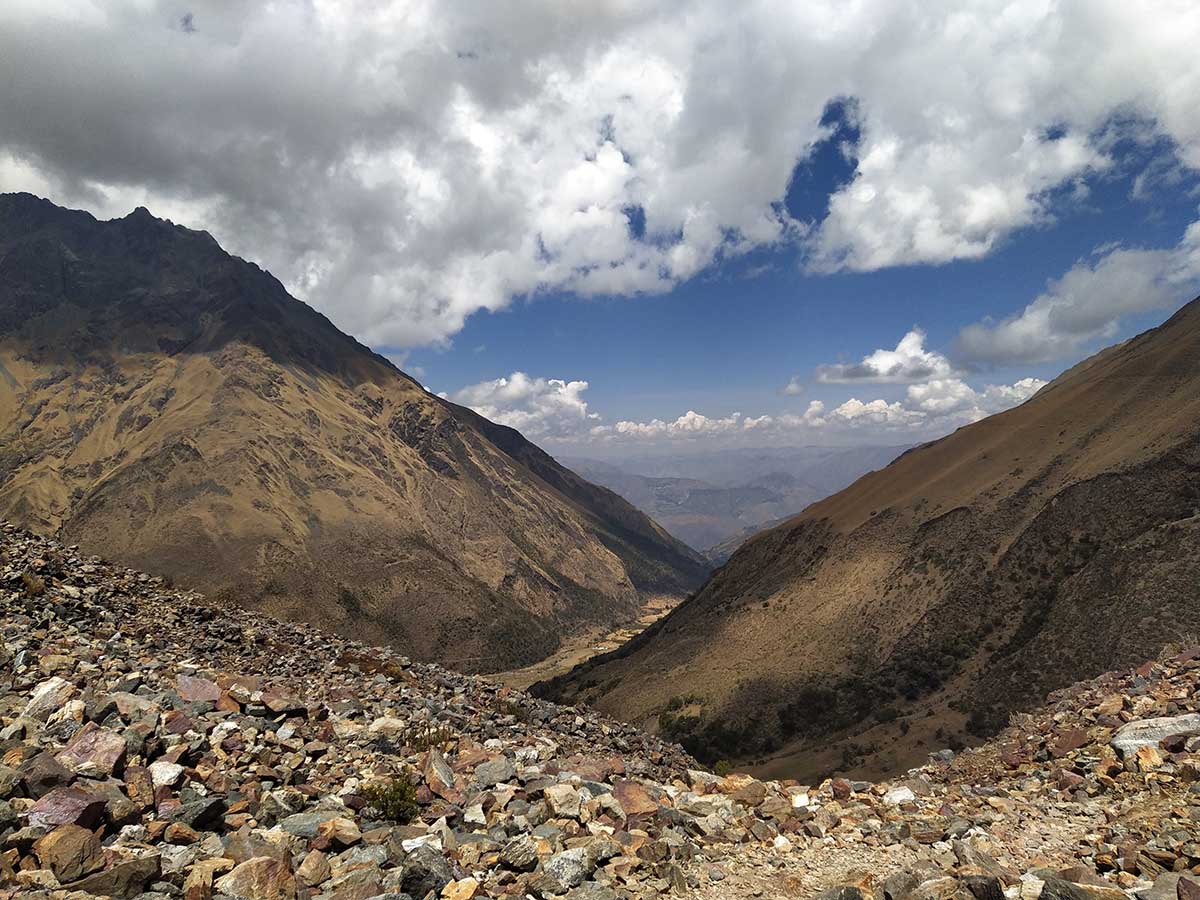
362 774 419 823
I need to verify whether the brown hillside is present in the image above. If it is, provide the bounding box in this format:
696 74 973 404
0 193 707 672
538 298 1200 777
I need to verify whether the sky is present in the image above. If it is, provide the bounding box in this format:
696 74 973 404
2 1 1200 456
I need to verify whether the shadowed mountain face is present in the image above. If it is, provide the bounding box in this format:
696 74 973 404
0 193 708 672
538 299 1200 778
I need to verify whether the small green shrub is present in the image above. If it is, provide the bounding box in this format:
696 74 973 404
713 759 733 777
362 775 419 823
401 722 456 752
494 697 531 723
21 571 45 596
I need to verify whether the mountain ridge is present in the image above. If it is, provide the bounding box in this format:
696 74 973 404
537 296 1200 778
0 192 708 673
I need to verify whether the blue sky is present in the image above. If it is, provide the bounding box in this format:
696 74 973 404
407 128 1199 443
2 3 1199 454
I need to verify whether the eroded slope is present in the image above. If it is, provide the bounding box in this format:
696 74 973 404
0 193 707 672
539 298 1200 775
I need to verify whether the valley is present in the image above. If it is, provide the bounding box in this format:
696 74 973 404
539 298 1200 779
491 594 681 691
562 445 908 558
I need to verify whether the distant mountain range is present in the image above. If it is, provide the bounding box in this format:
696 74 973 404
539 297 1200 780
0 193 708 672
560 445 909 557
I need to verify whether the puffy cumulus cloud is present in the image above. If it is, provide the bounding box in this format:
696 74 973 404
904 378 981 414
2 2 1199 346
815 328 958 384
828 397 924 427
957 222 1200 364
806 2 1200 272
904 376 1046 419
593 410 750 441
476 376 1045 445
981 377 1048 409
448 372 598 439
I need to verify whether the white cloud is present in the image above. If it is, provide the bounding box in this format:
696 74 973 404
957 221 1200 364
980 377 1047 410
1 2 1199 346
815 328 958 384
780 376 806 396
449 372 598 438
904 378 980 414
450 372 1046 446
905 376 1045 419
592 410 748 441
583 375 1042 444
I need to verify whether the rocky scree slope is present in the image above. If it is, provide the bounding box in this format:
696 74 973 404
0 193 707 672
6 525 1200 900
539 298 1200 775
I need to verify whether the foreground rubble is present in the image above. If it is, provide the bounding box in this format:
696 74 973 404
2 522 1200 900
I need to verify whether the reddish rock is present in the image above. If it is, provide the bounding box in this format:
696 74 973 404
184 858 235 900
163 709 197 735
424 748 461 803
55 721 127 776
999 745 1023 769
831 777 853 800
612 780 659 817
1052 728 1090 757
18 752 73 798
316 816 361 848
27 786 107 830
731 779 768 807
261 689 305 715
166 822 201 845
124 765 155 809
177 674 221 703
1057 770 1086 791
296 849 331 887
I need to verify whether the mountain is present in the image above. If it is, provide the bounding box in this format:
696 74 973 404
538 299 1200 779
556 460 811 553
0 193 707 672
560 445 908 555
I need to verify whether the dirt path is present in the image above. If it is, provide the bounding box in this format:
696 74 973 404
490 594 679 691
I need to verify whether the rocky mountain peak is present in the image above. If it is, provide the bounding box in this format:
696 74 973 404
0 195 707 673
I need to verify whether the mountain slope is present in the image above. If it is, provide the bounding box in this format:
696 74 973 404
558 460 812 553
0 193 707 671
538 298 1200 776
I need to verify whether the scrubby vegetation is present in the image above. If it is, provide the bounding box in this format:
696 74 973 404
362 774 419 823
